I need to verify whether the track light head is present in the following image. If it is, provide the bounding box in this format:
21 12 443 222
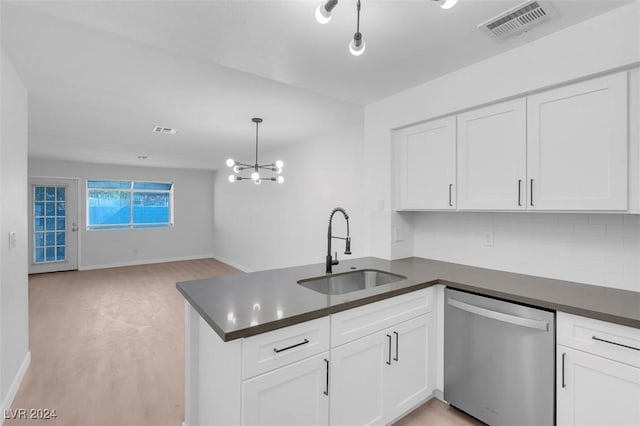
349 32 365 56
315 0 338 24
439 0 458 9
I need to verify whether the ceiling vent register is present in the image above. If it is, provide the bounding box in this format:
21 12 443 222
478 1 555 39
152 126 178 135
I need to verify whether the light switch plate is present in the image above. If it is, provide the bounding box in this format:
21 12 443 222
393 227 404 242
8 231 16 249
482 231 494 247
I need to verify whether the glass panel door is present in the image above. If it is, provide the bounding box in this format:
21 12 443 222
29 178 79 273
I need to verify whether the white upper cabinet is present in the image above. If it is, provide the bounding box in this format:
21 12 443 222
527 73 628 211
392 71 632 212
395 116 457 210
457 98 527 210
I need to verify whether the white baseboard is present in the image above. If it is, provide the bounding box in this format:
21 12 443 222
210 253 253 273
0 351 31 425
79 254 216 271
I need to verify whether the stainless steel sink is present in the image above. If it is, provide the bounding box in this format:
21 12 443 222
297 269 407 295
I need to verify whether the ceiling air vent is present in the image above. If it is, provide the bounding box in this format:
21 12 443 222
478 1 555 39
152 126 178 135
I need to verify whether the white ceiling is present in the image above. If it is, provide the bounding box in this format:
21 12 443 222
1 0 632 170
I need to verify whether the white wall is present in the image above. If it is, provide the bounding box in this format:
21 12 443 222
0 50 30 418
363 2 640 289
212 124 364 272
414 213 640 292
28 159 215 269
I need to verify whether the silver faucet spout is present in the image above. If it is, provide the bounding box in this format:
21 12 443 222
326 207 351 273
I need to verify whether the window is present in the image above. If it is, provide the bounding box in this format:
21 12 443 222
87 180 173 230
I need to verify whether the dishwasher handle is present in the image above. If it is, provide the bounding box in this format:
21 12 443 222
448 298 549 331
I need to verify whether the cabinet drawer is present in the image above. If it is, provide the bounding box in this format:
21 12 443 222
557 312 640 368
331 288 433 347
242 317 330 379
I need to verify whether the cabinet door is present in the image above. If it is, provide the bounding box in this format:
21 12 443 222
527 73 628 210
457 98 527 210
385 314 431 423
395 117 457 210
330 331 389 426
242 352 329 426
557 345 640 426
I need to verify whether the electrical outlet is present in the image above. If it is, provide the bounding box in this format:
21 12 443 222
482 231 494 248
8 231 16 249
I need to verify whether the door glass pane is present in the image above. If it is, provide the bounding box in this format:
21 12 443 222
34 185 67 264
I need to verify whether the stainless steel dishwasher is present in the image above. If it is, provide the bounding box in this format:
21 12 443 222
444 288 555 426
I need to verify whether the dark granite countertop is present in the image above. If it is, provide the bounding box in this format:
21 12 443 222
176 257 640 341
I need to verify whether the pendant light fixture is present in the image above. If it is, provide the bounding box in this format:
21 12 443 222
314 0 458 56
226 118 284 185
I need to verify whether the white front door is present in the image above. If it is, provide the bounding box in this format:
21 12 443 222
28 178 79 273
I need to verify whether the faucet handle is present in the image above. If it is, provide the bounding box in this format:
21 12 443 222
332 251 339 266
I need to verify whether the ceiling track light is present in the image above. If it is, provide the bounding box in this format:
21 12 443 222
226 118 284 185
349 0 365 56
315 0 458 56
315 0 338 24
438 0 459 10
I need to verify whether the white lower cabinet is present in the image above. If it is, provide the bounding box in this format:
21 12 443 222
385 314 431 420
557 346 640 426
242 352 330 426
330 314 432 426
186 288 435 426
330 330 387 426
556 312 640 426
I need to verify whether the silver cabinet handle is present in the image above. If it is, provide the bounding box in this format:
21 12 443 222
448 298 549 331
393 331 399 362
386 334 392 365
273 339 309 353
517 179 523 207
323 358 329 396
592 336 640 351
561 352 567 388
530 179 534 206
448 184 453 207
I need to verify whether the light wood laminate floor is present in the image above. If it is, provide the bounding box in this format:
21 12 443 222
394 399 486 426
9 258 483 426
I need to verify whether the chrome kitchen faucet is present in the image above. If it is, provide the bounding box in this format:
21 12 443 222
326 207 351 273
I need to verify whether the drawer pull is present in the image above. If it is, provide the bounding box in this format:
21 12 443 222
592 336 640 352
273 338 310 353
386 334 392 365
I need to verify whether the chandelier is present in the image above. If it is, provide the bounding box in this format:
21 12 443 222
315 0 459 56
226 118 284 185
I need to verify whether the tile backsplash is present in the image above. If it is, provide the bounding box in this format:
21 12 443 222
413 212 640 292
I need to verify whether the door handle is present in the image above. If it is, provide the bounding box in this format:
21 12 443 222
447 298 549 331
517 179 522 207
323 358 329 396
530 179 534 207
386 334 392 365
393 331 399 362
561 352 566 388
